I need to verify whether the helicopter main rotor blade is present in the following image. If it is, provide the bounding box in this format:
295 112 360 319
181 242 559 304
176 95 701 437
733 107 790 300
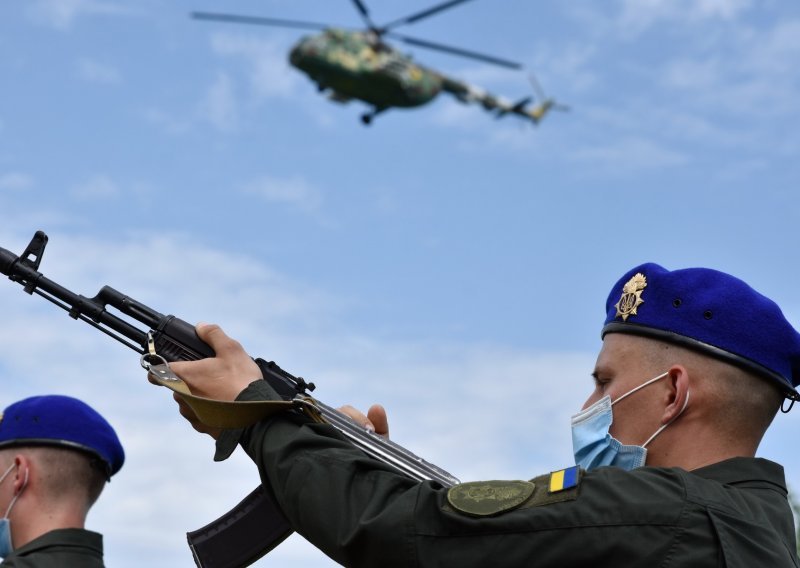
191 12 331 31
350 0 379 30
380 0 476 32
387 33 523 70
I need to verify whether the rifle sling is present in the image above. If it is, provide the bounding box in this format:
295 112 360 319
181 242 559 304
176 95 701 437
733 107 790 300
147 364 308 429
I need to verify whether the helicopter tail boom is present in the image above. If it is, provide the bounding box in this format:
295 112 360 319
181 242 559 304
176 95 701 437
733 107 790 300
439 74 566 125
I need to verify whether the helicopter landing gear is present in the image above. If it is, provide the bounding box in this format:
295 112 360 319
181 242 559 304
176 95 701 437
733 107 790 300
361 107 387 125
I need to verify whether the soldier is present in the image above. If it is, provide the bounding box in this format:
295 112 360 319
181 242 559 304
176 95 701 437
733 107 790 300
169 263 799 566
0 395 124 567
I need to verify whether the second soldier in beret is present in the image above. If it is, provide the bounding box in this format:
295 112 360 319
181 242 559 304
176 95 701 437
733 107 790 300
0 395 124 568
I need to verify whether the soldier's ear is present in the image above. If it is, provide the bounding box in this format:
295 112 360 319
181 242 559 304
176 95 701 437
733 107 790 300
13 454 30 494
661 366 689 425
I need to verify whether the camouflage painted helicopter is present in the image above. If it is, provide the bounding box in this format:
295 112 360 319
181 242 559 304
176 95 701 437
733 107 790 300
192 0 567 125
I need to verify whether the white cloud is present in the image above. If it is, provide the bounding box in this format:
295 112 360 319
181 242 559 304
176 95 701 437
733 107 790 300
186 31 334 129
570 136 689 175
758 19 800 70
655 18 800 118
27 0 134 30
485 122 551 152
555 5 796 167
736 19 800 111
0 172 34 191
210 32 300 99
534 44 598 93
661 57 722 91
693 0 752 19
141 107 192 135
431 97 486 128
70 174 120 199
617 0 752 35
197 72 239 131
77 58 122 85
427 97 562 156
241 175 324 214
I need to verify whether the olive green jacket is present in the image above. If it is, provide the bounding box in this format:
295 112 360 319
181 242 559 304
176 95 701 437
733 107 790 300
0 529 104 567
234 381 799 567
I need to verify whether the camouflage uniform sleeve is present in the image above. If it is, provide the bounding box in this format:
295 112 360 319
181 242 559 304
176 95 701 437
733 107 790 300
240 394 423 567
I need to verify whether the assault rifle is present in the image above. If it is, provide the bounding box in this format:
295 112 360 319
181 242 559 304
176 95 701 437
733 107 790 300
0 231 459 567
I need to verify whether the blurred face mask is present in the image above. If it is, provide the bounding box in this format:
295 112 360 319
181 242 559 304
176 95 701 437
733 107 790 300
571 371 689 471
0 463 27 559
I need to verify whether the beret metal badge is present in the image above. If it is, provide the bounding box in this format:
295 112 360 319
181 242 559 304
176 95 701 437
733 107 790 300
615 273 647 321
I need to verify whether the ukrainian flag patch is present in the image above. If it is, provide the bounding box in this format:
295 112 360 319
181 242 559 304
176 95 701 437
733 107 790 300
548 466 580 493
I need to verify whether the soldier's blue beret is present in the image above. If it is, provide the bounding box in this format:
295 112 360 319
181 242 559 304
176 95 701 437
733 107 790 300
602 263 800 401
0 395 124 477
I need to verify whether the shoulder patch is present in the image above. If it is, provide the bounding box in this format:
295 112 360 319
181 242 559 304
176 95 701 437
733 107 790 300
447 480 535 517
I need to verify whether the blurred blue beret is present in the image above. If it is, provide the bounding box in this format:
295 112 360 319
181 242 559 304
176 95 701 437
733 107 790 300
602 263 800 401
0 395 124 477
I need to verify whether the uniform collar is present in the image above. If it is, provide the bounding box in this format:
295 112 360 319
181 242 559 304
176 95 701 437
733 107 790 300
10 528 103 557
692 457 786 493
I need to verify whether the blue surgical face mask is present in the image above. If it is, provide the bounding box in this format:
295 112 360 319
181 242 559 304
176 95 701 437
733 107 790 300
571 371 689 472
0 463 27 559
0 518 11 559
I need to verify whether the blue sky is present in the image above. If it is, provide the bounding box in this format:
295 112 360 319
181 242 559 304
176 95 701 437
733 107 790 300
1 0 799 565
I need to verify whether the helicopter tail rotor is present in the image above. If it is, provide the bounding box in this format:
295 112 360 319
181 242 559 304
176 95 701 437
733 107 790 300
528 73 569 109
521 73 569 124
489 74 568 124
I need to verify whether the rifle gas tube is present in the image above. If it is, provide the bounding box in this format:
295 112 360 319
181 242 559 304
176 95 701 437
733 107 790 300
0 231 460 567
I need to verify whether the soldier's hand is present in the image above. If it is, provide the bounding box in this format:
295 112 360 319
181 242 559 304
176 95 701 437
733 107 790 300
339 404 390 439
168 323 262 402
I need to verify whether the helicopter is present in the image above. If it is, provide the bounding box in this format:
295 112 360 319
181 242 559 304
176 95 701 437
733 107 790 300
192 0 568 125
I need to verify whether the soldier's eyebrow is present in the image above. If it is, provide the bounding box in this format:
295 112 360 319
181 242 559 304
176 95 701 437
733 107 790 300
591 364 613 381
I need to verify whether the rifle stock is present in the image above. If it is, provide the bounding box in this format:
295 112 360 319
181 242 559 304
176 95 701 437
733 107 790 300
0 231 459 567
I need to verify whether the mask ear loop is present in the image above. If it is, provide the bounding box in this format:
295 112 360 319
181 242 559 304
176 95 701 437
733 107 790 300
3 466 28 519
0 465 14 487
642 390 690 448
611 371 670 407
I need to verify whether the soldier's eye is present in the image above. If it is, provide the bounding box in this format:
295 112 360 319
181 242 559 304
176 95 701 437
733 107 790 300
592 374 610 391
